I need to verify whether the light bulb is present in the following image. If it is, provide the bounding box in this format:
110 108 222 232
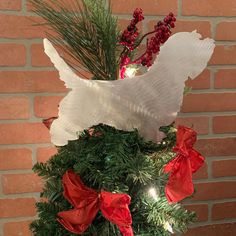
125 67 138 78
148 187 159 200
164 221 174 234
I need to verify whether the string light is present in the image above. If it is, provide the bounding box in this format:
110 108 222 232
125 66 138 78
164 221 174 234
148 187 159 200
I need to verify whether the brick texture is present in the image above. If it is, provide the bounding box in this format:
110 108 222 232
183 223 236 236
0 0 21 11
2 173 43 194
0 44 26 66
213 116 236 134
182 93 236 112
1 0 236 235
212 159 236 178
34 96 63 118
0 149 32 170
0 15 47 39
0 71 66 93
184 204 208 222
4 221 32 236
111 0 178 15
185 69 211 90
0 96 29 119
182 0 236 16
31 44 53 67
210 45 236 65
196 138 236 157
37 147 58 163
0 198 36 218
175 116 209 135
0 123 50 144
193 181 236 201
216 22 236 41
215 69 236 89
212 202 236 220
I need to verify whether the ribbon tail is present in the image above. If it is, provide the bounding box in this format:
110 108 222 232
58 209 89 234
165 157 194 203
100 191 134 236
189 150 205 173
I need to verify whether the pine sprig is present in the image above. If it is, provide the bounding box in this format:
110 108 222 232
30 0 120 80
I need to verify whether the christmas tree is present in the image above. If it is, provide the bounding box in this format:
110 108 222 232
29 0 214 235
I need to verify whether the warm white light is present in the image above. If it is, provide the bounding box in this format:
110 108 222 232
125 67 138 78
148 187 159 200
164 221 174 234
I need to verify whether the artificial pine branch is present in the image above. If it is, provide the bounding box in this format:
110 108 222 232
31 124 195 236
29 0 120 80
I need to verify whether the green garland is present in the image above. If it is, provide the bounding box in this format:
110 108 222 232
30 125 195 236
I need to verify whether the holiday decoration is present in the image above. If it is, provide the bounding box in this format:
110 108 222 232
44 30 214 147
29 0 215 235
164 126 205 203
58 170 133 236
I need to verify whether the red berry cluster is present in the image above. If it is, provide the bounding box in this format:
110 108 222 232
139 13 176 67
119 8 144 50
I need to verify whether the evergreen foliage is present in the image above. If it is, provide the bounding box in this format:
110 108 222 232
30 0 120 80
30 124 196 236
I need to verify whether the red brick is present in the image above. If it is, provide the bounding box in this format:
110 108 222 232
4 221 31 236
0 123 50 144
213 116 236 134
148 20 211 38
0 97 29 119
0 198 36 218
0 44 26 66
27 0 82 12
185 69 211 90
174 21 211 38
31 44 53 67
193 163 208 180
0 0 21 11
209 45 236 65
212 202 236 220
175 116 209 135
182 0 236 16
34 96 63 118
182 93 236 113
31 43 84 68
37 147 58 163
215 69 236 89
0 148 32 170
196 138 236 157
184 223 236 236
216 22 236 41
0 71 66 93
111 0 178 15
193 181 236 201
184 204 208 222
212 159 236 178
0 15 51 39
2 173 43 194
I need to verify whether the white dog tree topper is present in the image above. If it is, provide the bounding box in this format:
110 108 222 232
44 31 214 146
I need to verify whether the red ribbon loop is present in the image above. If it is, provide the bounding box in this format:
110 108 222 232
164 126 204 203
57 170 133 236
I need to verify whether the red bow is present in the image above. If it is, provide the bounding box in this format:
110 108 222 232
164 126 204 203
57 170 133 236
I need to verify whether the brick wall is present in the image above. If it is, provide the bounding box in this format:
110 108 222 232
0 0 236 235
